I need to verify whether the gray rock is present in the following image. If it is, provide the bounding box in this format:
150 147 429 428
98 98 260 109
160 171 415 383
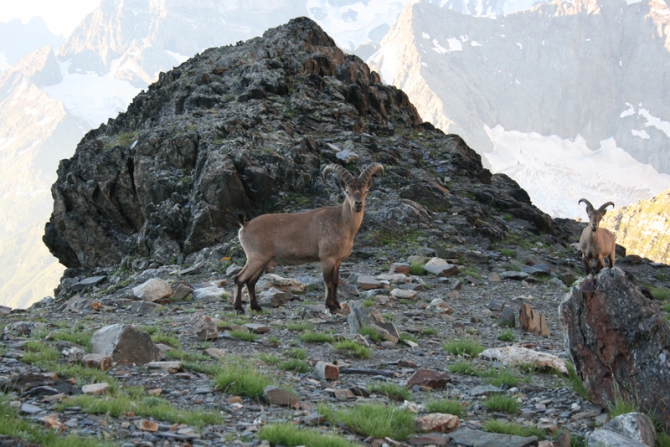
588 429 649 447
469 385 505 396
257 287 291 308
21 403 43 415
190 313 219 340
500 307 516 327
71 276 107 292
603 413 656 446
192 286 226 302
499 271 530 280
132 278 172 302
226 264 243 277
91 324 161 364
449 428 538 447
172 282 194 301
263 386 299 406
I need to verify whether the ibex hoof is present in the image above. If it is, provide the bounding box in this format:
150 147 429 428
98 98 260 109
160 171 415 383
234 306 245 314
250 304 263 313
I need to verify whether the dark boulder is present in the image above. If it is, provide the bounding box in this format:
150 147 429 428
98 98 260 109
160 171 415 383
559 267 670 429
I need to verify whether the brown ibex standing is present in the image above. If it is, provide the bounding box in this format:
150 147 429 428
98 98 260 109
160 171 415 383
578 199 616 274
233 163 384 313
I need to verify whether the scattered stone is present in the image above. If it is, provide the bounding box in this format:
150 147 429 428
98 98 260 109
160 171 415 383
479 347 568 375
555 431 571 447
449 428 539 447
82 382 109 395
132 278 172 302
415 413 460 433
138 420 159 432
91 324 162 364
226 264 243 277
603 413 656 446
389 263 411 275
469 385 505 396
426 298 454 314
304 413 326 426
128 301 161 313
0 305 11 315
193 286 227 302
190 313 219 340
519 303 550 336
499 271 530 280
20 403 42 415
82 353 113 371
500 307 516 327
408 433 451 446
258 287 291 308
71 276 107 292
340 368 396 377
423 258 460 277
489 272 502 282
263 386 299 406
204 348 226 359
172 282 194 301
147 361 183 373
391 289 418 300
487 301 505 312
258 274 305 293
357 275 382 290
560 268 670 426
326 388 355 399
447 291 462 300
314 362 340 381
377 273 411 284
243 323 271 334
63 296 90 313
407 369 452 389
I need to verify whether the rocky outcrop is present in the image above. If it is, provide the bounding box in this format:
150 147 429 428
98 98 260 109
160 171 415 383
559 267 670 428
44 18 553 271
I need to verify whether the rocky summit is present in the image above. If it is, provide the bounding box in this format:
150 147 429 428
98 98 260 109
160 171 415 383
0 17 669 447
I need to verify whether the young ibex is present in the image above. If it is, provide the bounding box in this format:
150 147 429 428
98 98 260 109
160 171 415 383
578 199 616 274
233 163 384 313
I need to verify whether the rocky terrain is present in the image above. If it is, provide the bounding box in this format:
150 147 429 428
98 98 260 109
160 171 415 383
1 17 670 447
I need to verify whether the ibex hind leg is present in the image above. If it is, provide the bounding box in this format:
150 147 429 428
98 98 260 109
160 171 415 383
246 263 269 313
233 260 267 313
322 260 342 313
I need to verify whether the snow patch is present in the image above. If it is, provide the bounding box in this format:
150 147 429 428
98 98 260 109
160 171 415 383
638 107 670 138
471 41 482 47
631 129 650 139
447 38 463 51
431 39 449 54
422 32 430 39
483 125 670 218
43 60 141 128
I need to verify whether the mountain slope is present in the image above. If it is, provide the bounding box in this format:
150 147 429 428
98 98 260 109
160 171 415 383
0 17 64 72
602 189 670 264
369 0 670 217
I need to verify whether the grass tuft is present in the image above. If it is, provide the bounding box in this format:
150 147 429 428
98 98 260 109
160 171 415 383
299 331 335 343
449 361 480 376
333 340 372 359
443 339 485 357
258 424 359 447
286 322 312 332
212 358 272 399
425 398 466 417
564 362 588 400
278 359 310 373
320 403 417 440
483 420 545 439
359 326 386 343
421 327 438 337
368 383 411 401
285 347 307 360
483 395 520 413
497 329 516 342
230 330 258 342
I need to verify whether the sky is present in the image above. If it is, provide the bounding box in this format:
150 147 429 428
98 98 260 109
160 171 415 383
0 0 99 36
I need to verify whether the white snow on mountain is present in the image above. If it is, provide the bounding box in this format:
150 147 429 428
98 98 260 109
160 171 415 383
43 60 141 128
484 125 670 218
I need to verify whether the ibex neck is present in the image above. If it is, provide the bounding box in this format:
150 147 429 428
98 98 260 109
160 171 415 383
342 202 365 232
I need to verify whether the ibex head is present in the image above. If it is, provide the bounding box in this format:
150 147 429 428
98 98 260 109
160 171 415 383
323 163 384 213
578 199 614 232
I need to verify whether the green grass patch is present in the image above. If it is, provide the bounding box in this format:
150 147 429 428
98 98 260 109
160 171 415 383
52 327 93 351
183 361 219 375
449 361 481 376
360 326 386 343
285 348 307 359
0 395 115 447
286 322 312 332
58 394 221 427
460 267 482 279
483 420 545 439
333 340 372 359
299 332 335 343
23 340 60 367
278 359 310 373
483 395 520 413
656 433 670 447
368 383 411 401
443 339 485 357
410 262 426 275
425 398 466 418
165 348 209 362
564 362 588 400
213 358 273 399
321 403 416 440
362 298 375 307
421 328 437 337
607 395 639 418
648 285 670 301
400 333 418 343
230 330 258 342
500 248 516 257
259 353 281 365
497 330 516 342
151 331 181 348
487 369 522 388
258 424 359 447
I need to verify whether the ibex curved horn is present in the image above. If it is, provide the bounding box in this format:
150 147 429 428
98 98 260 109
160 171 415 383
578 198 594 212
322 164 355 186
358 163 384 185
598 202 615 212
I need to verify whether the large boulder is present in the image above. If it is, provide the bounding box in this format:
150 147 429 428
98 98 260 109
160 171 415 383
91 324 162 364
559 267 670 428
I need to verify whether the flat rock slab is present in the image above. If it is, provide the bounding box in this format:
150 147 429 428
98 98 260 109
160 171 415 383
499 271 530 280
82 382 110 395
408 433 451 446
407 369 452 389
469 385 505 396
449 428 539 447
21 403 43 414
357 275 382 290
415 413 460 433
588 429 649 447
192 286 226 302
132 278 172 302
71 276 107 292
263 386 299 406
147 361 183 373
243 323 271 334
479 346 568 375
391 288 418 300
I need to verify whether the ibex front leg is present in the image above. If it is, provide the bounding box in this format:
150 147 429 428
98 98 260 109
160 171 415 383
322 259 342 313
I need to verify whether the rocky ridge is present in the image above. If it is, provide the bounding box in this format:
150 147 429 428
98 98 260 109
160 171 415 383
1 17 669 447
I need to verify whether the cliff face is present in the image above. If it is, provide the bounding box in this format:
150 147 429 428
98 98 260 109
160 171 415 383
44 17 553 271
602 189 670 264
369 0 670 217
